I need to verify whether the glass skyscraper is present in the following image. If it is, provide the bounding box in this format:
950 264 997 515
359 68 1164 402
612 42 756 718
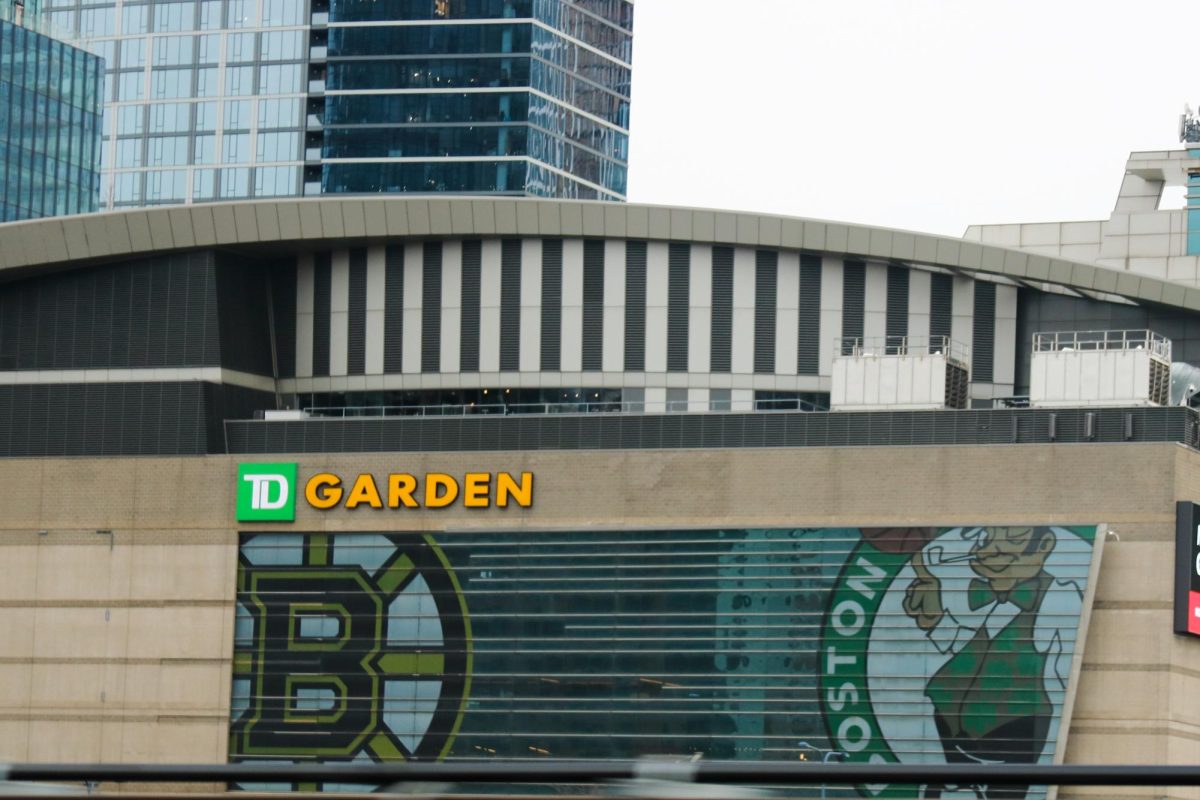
41 0 631 209
0 1 103 220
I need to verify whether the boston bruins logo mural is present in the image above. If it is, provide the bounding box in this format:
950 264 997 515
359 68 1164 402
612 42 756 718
230 533 472 766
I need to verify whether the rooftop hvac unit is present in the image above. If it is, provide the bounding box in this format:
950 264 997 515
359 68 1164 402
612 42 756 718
831 336 970 411
1029 330 1171 408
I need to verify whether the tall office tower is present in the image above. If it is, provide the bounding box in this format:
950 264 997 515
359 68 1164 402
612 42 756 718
312 0 633 201
41 0 631 210
0 0 103 220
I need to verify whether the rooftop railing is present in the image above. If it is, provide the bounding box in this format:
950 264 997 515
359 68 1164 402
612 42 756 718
1033 329 1171 361
834 335 969 366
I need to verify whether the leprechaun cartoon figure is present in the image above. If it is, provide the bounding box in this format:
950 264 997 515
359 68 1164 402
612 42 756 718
901 526 1082 800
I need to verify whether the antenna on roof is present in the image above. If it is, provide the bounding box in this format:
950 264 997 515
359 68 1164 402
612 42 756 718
1181 105 1200 143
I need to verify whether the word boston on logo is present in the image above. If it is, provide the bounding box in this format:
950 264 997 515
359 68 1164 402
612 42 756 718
236 463 534 522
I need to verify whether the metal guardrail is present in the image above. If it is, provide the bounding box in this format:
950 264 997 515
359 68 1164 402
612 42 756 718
1033 329 1172 361
833 335 969 366
9 761 1200 787
302 399 829 418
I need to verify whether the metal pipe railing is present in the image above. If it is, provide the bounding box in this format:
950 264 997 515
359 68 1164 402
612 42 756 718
9 760 1200 787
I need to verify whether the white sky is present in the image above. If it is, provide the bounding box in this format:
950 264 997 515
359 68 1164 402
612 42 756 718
625 0 1200 237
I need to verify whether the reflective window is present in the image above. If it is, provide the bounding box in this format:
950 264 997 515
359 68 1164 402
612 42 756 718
224 99 251 128
256 130 298 162
79 7 115 36
149 102 190 132
115 138 142 167
121 4 148 34
258 63 299 94
113 171 142 203
227 31 255 62
148 135 189 165
222 132 250 162
227 0 256 28
219 165 249 196
324 160 528 194
152 1 195 32
198 0 222 29
145 168 186 201
225 65 254 95
118 71 145 101
254 164 297 196
197 33 220 63
260 29 302 61
328 23 531 57
117 105 145 135
195 101 217 130
262 0 303 26
119 37 146 68
194 133 215 163
153 35 194 66
193 167 216 198
258 97 300 128
150 68 192 99
195 66 218 97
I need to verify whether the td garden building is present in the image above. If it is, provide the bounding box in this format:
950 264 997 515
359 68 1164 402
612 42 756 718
5 197 1200 800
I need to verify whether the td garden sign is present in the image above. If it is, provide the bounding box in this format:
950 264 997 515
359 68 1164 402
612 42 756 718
236 463 533 521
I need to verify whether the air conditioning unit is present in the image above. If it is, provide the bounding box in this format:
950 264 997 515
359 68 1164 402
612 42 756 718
1029 330 1170 408
831 336 970 411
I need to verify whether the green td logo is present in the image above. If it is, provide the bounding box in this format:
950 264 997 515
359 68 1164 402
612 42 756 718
237 463 297 522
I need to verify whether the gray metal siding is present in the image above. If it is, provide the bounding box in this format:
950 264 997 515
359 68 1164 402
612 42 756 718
667 242 689 372
797 254 821 375
460 240 481 373
540 239 563 372
421 241 442 373
754 250 777 374
311 253 331 377
384 244 405 373
710 246 733 373
582 239 605 372
624 240 646 372
500 239 522 372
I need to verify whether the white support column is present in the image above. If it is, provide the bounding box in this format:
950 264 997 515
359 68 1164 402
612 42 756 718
993 283 1018 393
365 246 386 375
818 256 843 377
775 251 799 375
329 249 350 377
602 239 626 372
402 242 423 374
560 239 584 372
479 240 502 373
440 240 462 374
519 239 542 372
295 254 314 378
644 242 669 373
688 244 712 374
731 246 755 374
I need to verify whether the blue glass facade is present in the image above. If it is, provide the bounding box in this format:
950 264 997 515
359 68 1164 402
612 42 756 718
1188 155 1200 256
0 14 102 220
315 0 633 200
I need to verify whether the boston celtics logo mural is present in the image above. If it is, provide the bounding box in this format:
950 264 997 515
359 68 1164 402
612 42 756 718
820 526 1097 800
230 533 472 766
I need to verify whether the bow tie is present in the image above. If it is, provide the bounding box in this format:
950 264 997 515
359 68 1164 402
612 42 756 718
967 578 1041 612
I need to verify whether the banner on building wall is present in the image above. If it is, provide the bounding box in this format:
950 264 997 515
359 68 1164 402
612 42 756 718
230 526 1099 799
1175 502 1200 637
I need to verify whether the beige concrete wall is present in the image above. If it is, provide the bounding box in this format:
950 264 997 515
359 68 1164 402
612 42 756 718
2 442 1200 795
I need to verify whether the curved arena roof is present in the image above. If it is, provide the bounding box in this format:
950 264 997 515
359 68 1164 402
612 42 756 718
0 197 1190 312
